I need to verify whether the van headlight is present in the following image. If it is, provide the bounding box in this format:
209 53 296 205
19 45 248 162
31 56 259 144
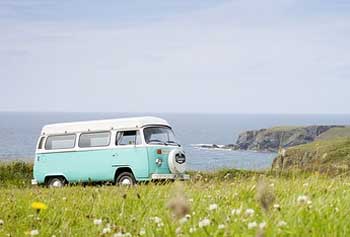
155 158 162 166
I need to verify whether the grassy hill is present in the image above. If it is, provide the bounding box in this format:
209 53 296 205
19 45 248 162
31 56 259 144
272 138 350 175
316 126 350 140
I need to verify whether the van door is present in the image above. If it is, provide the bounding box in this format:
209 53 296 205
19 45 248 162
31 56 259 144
113 130 149 179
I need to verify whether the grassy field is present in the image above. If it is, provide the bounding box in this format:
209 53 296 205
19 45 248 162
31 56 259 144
1 162 350 236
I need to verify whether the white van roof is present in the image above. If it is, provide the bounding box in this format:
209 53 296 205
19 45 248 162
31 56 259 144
41 116 170 135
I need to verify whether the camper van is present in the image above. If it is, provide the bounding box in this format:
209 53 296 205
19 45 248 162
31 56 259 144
32 116 189 187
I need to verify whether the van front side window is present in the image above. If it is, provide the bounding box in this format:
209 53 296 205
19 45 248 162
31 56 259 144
116 131 141 145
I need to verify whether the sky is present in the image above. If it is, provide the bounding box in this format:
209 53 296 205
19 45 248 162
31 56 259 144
0 0 350 114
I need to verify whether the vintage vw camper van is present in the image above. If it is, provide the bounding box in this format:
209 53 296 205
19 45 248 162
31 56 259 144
32 117 189 187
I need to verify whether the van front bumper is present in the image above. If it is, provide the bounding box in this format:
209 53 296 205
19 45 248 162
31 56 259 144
151 173 190 180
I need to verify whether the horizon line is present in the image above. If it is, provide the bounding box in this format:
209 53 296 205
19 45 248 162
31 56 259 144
1 110 350 116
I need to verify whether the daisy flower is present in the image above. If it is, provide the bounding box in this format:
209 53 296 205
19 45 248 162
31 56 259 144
248 222 257 229
209 203 218 211
199 218 211 228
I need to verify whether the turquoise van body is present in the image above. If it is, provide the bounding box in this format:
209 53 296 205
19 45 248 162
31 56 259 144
32 117 189 186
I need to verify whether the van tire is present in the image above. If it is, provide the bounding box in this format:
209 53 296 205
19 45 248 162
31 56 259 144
46 177 66 188
116 172 136 186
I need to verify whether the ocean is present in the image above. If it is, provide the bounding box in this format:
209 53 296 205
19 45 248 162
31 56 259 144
0 112 349 171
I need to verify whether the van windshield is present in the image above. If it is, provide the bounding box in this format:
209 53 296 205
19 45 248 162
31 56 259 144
143 127 180 146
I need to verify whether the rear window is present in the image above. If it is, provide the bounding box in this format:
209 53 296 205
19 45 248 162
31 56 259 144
79 132 111 148
45 134 76 150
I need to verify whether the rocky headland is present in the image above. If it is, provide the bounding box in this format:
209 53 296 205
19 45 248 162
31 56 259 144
195 125 347 152
194 125 350 174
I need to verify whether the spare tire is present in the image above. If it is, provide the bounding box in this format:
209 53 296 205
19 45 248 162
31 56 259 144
168 149 186 173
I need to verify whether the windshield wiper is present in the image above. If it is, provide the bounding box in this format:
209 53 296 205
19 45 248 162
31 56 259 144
166 141 181 147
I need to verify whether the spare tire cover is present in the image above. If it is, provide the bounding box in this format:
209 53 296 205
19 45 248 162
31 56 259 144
168 148 186 174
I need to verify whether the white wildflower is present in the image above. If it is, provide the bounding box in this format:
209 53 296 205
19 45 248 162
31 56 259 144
179 217 188 224
209 203 218 211
175 227 182 235
198 218 211 228
297 195 310 204
139 228 146 236
248 222 257 229
270 183 275 187
218 224 225 229
189 227 197 233
259 222 267 229
93 219 102 225
303 183 309 187
231 208 242 215
157 222 164 228
102 226 111 234
151 216 162 224
189 198 194 202
185 214 191 219
0 219 3 225
245 208 255 217
273 204 281 210
30 230 39 236
277 220 287 227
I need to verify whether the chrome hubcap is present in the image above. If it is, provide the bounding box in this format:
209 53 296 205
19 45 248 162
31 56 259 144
120 178 132 185
51 180 63 188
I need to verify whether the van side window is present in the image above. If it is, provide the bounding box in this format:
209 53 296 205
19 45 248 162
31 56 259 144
116 131 141 145
45 134 76 150
79 132 111 148
38 137 45 149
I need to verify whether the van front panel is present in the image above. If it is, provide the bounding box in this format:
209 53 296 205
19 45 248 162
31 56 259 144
147 146 175 175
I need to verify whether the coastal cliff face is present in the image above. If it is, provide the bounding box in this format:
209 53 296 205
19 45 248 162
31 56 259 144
272 138 350 175
235 125 343 152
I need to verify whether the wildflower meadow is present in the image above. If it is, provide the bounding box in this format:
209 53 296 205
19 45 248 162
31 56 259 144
1 162 350 236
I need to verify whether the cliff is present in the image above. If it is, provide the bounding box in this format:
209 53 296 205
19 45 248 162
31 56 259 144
272 138 350 175
234 125 344 152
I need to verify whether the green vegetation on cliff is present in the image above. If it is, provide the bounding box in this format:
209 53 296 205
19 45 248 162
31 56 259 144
273 138 350 175
316 126 350 140
235 125 350 152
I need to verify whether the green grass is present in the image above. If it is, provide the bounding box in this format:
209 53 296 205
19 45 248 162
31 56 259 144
265 126 301 132
1 162 350 236
316 126 350 140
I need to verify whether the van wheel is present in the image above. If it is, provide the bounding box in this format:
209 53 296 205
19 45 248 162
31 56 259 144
116 172 136 186
47 177 66 188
